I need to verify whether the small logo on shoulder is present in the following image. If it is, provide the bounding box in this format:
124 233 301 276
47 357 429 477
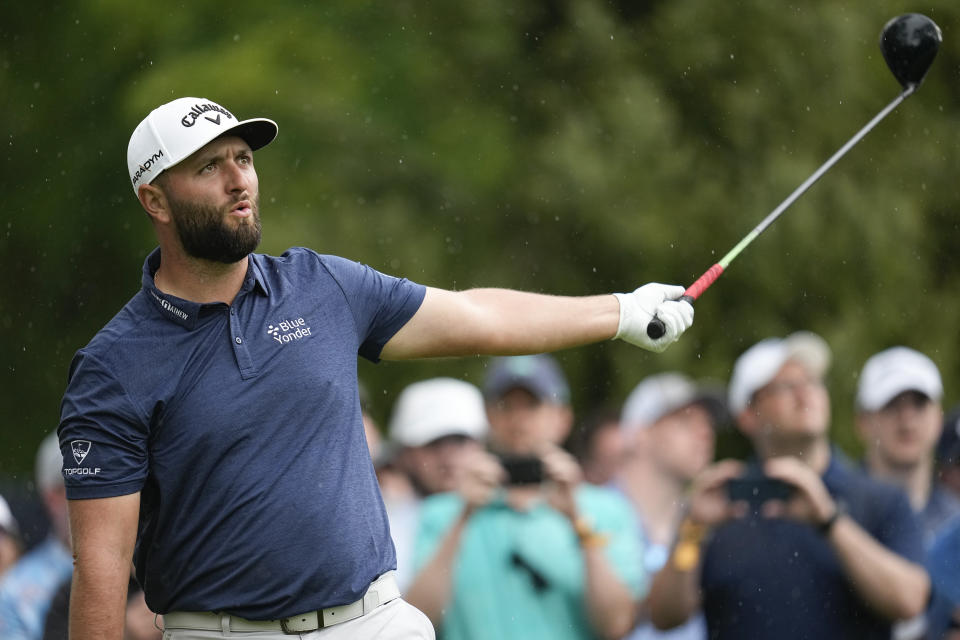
71 440 91 465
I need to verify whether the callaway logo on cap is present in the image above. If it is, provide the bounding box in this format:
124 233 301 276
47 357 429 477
126 97 278 194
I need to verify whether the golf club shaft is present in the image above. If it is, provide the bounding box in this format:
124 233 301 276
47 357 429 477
646 86 915 339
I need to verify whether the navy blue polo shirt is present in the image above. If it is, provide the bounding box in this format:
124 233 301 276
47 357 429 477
58 247 425 619
700 451 923 640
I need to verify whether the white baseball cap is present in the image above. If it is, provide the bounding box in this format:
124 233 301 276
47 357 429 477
856 346 942 412
126 97 277 194
621 372 726 434
388 378 489 448
728 331 832 415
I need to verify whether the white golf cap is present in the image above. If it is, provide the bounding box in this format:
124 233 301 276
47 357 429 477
126 97 277 194
728 331 832 415
621 372 726 434
388 378 489 448
856 346 942 412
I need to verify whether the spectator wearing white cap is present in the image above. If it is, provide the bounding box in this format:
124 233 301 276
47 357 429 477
406 355 644 640
647 332 929 640
0 433 73 640
0 495 22 578
384 377 489 591
614 373 725 640
855 346 960 548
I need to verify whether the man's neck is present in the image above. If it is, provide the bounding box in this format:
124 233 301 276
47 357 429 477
155 251 250 306
618 461 686 545
754 434 832 474
865 452 933 511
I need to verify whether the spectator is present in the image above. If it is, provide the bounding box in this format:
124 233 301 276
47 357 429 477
855 347 960 547
406 354 643 640
927 515 960 639
647 332 929 640
567 406 624 486
359 383 414 503
0 434 73 640
384 377 489 591
0 495 23 577
615 372 725 640
937 406 960 501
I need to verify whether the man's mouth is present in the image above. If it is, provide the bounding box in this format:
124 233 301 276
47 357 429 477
229 200 253 217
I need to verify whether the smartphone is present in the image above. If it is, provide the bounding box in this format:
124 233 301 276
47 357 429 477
498 455 544 485
725 475 795 508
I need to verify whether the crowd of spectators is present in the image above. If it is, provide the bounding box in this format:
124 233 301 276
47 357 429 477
3 334 960 638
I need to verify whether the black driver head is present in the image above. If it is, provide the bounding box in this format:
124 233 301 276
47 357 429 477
880 14 942 91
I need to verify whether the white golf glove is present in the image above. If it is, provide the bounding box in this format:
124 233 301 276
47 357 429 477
613 283 694 352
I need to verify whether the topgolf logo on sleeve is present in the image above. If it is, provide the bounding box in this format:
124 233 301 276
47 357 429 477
71 440 91 465
64 440 101 477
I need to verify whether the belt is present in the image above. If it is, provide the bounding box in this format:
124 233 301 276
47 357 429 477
163 571 400 634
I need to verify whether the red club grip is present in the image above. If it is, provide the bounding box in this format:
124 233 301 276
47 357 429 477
644 263 725 340
684 263 725 301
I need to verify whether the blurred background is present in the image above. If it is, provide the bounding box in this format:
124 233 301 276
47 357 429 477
2 1 958 507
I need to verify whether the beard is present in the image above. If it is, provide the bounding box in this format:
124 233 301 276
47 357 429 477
167 192 262 263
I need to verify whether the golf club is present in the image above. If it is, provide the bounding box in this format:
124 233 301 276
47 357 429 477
646 13 942 339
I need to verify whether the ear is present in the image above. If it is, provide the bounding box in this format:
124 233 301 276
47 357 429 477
736 406 760 439
137 182 171 224
854 411 874 442
622 426 650 455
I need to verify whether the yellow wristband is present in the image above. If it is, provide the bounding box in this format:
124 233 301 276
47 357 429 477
672 540 700 571
671 518 707 571
573 517 609 549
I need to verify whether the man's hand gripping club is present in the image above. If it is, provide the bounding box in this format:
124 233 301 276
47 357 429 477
614 284 694 352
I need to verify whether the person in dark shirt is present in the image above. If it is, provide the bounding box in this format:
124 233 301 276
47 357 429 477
647 332 929 640
855 346 960 548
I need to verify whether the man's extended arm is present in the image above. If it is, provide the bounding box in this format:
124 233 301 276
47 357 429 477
68 493 141 640
381 284 692 360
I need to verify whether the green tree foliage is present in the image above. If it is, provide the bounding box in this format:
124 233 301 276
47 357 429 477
2 0 958 472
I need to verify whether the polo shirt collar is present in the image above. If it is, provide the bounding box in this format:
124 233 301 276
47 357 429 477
141 247 270 329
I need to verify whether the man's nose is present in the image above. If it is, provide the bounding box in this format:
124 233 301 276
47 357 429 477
223 160 248 192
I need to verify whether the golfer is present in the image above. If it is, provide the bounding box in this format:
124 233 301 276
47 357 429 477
59 97 693 640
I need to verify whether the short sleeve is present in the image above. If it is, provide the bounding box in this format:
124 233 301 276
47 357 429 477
315 255 426 362
58 351 149 499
